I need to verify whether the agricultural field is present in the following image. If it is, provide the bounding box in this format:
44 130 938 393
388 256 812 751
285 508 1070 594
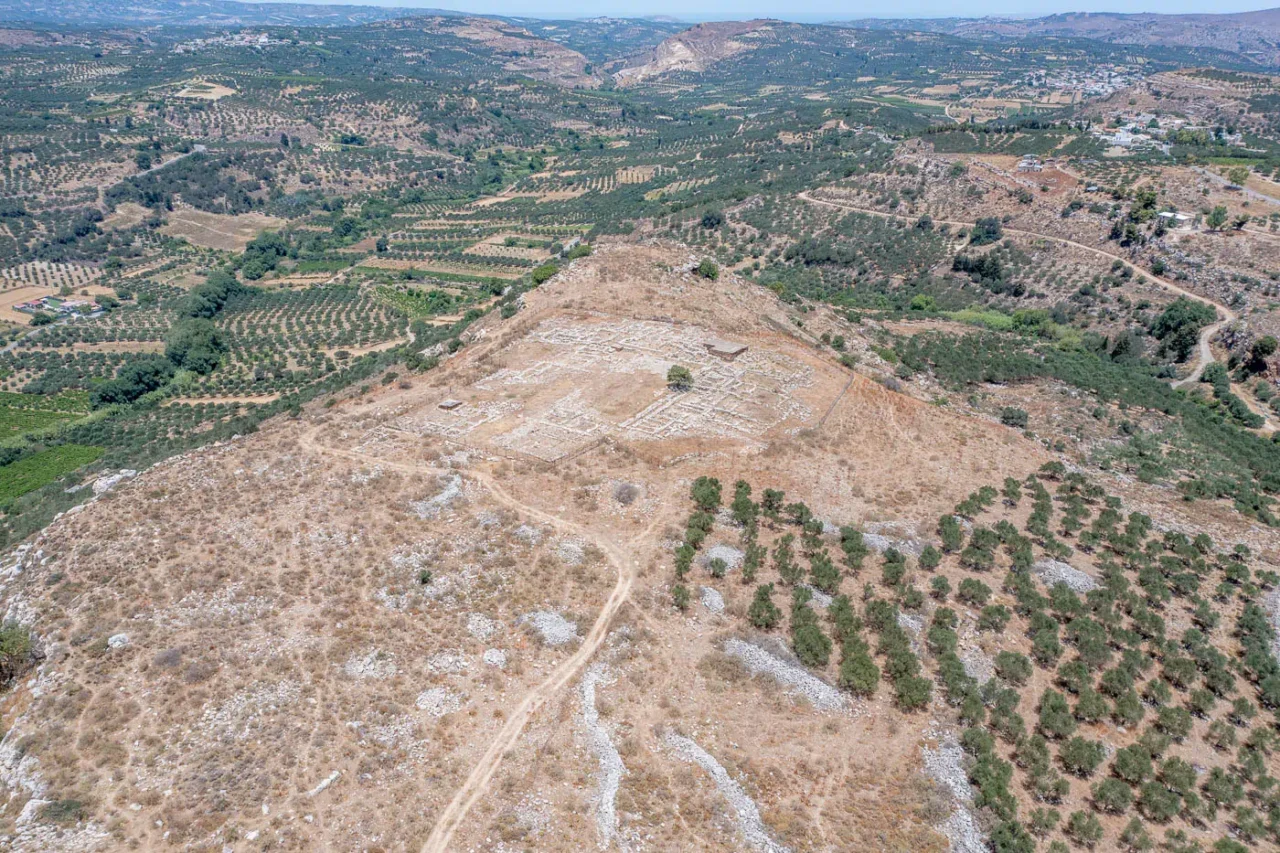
0 442 101 504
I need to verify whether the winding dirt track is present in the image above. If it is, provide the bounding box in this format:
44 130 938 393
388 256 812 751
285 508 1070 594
420 469 650 853
296 427 653 851
298 198 1267 843
796 190 1236 392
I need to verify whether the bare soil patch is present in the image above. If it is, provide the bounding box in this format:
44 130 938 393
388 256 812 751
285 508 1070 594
162 210 284 251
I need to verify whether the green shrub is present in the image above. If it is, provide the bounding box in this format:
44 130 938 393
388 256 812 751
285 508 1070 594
1000 407 1029 429
531 262 558 284
0 621 35 686
748 584 780 630
994 651 1031 686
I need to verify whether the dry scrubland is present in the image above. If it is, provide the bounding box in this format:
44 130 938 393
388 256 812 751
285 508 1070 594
4 14 1280 853
1 246 1279 852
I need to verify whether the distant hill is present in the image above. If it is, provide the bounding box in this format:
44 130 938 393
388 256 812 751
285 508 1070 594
613 19 784 85
0 0 441 27
836 8 1280 67
0 0 686 59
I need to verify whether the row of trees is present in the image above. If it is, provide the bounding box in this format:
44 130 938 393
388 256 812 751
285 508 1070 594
667 458 1280 850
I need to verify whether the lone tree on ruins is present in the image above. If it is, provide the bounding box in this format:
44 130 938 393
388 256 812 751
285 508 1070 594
667 364 693 391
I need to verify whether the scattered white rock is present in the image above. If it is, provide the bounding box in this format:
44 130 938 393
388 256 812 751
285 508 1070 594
483 648 507 668
92 469 138 496
416 687 464 717
523 611 579 646
1033 559 1097 593
306 770 340 797
921 736 985 853
349 466 383 485
409 474 462 520
1267 588 1280 661
862 532 924 558
664 731 790 853
897 611 923 636
107 633 129 650
960 648 994 686
342 651 397 680
467 613 500 641
700 586 725 614
581 665 625 849
701 544 744 570
864 521 928 557
514 524 542 544
557 539 586 565
197 680 301 742
723 638 846 712
513 793 553 839
427 650 469 675
799 585 831 609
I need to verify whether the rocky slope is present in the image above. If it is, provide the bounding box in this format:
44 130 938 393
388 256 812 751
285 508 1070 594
613 20 783 85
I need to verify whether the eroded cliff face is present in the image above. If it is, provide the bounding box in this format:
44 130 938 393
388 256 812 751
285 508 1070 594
613 20 781 85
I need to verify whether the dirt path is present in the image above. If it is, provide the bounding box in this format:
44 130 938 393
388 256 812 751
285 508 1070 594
1193 166 1280 208
419 468 646 853
1230 380 1279 435
796 190 1237 396
164 393 281 406
295 426 656 852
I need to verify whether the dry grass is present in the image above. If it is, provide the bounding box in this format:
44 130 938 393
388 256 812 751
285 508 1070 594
4 243 1279 851
161 209 284 251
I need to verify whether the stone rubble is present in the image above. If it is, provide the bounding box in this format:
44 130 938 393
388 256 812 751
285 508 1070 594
700 586 725 614
960 648 995 686
581 664 626 850
663 731 790 853
723 638 846 712
409 474 463 520
92 469 138 496
921 735 986 853
342 651 398 680
556 539 586 566
701 544 744 570
522 611 579 646
1033 559 1098 593
1267 587 1280 661
415 687 464 717
798 585 832 609
426 651 470 675
306 770 340 797
862 529 925 558
467 613 501 641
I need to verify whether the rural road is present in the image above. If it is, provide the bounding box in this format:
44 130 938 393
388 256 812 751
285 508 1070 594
796 190 1237 396
135 145 204 178
98 145 206 205
296 426 658 851
1193 166 1280 208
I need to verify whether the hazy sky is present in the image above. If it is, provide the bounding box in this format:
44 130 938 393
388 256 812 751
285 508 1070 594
299 0 1280 21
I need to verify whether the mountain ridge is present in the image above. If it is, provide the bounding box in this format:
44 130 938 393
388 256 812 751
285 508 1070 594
835 7 1280 66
